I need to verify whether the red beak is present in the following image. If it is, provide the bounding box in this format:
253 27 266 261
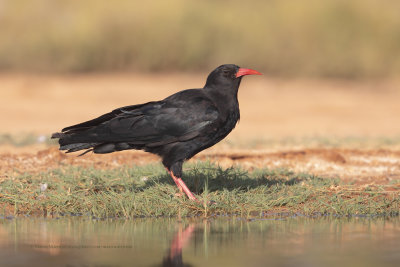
235 68 262 78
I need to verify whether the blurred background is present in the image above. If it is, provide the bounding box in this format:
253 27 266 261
1 0 400 77
1 0 400 145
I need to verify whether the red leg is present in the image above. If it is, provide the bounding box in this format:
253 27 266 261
165 168 184 193
166 168 197 201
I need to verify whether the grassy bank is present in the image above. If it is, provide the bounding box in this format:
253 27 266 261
1 0 400 78
1 162 399 218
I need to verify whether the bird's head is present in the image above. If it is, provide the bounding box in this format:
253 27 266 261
204 64 261 92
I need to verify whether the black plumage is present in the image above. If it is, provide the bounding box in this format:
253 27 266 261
52 64 261 200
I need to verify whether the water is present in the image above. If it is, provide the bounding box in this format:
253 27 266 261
1 216 399 267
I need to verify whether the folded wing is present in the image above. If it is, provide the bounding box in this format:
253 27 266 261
52 89 219 154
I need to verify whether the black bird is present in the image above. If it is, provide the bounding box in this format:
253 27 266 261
52 64 261 200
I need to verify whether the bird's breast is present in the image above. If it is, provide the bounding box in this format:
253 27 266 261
210 106 240 140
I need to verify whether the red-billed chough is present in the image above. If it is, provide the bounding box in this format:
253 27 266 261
51 64 261 200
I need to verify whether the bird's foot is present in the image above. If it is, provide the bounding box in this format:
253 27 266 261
175 178 198 201
166 168 198 201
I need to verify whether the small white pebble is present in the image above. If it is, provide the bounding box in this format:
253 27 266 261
141 176 148 182
40 183 48 192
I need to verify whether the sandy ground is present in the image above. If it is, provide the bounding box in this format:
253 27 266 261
2 146 400 187
1 73 400 138
1 73 400 186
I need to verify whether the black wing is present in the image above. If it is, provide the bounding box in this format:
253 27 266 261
54 89 219 149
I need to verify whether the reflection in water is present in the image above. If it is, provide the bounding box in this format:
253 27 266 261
162 224 195 267
0 217 399 266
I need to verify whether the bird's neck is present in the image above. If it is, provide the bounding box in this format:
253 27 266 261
203 83 239 102
203 84 240 116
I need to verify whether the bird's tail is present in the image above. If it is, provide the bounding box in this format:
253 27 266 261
51 131 135 156
51 132 98 156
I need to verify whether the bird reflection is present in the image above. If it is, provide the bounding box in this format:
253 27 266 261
161 224 195 267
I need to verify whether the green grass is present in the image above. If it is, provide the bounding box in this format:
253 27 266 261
1 0 400 78
1 162 399 218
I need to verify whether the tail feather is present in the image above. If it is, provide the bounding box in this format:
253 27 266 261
52 130 97 154
60 143 97 152
51 105 142 155
77 149 94 157
53 132 132 156
51 132 66 139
